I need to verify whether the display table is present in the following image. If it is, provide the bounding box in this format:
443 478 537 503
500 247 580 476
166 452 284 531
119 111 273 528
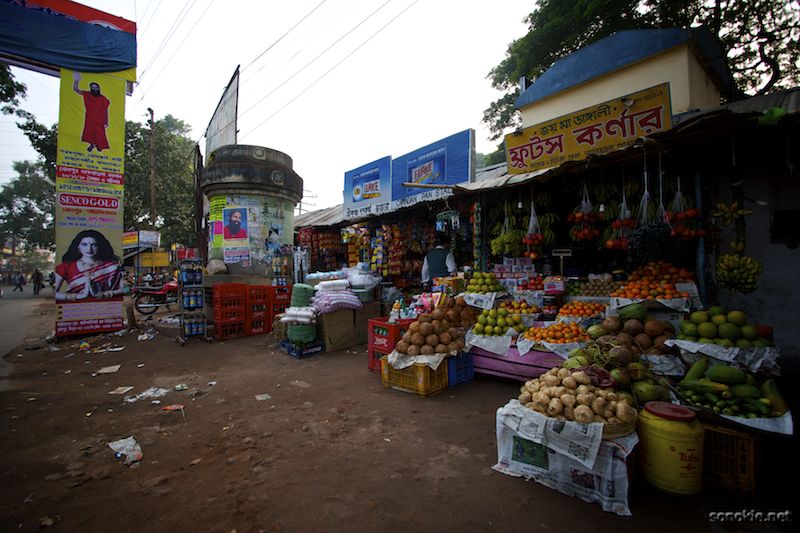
469 346 563 381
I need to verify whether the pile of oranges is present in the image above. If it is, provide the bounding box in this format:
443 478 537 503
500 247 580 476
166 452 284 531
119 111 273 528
627 260 694 284
610 280 689 299
556 300 606 318
522 322 589 344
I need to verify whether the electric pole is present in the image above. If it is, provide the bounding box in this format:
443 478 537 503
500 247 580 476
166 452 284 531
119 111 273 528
147 107 157 229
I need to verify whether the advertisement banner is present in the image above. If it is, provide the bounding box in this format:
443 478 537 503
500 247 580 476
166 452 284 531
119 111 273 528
54 68 126 337
343 156 392 220
208 194 294 265
205 66 239 158
391 129 474 211
505 83 672 174
139 252 170 267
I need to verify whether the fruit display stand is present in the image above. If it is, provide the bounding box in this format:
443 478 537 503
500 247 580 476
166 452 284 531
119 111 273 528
468 345 564 381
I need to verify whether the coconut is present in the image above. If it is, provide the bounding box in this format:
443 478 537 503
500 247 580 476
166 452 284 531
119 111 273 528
419 322 434 336
455 339 465 350
440 319 450 331
425 333 439 346
402 331 412 344
644 320 665 338
431 320 444 334
435 344 448 354
431 309 446 321
447 327 460 339
634 333 653 350
407 344 420 356
645 346 663 355
420 345 434 355
652 334 670 349
396 341 410 354
608 346 633 366
602 316 623 333
446 310 459 323
455 296 466 307
596 335 616 349
409 322 421 334
614 332 634 349
587 325 608 340
418 313 432 323
411 333 425 346
623 319 644 336
439 332 453 345
447 342 459 353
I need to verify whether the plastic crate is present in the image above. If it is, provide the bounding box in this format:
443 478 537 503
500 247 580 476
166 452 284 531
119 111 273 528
246 316 268 336
213 283 247 299
703 423 760 494
267 285 292 303
280 339 325 359
447 352 474 387
214 305 246 325
214 321 246 340
381 359 448 397
247 285 269 305
247 304 268 321
368 317 414 353
368 346 389 373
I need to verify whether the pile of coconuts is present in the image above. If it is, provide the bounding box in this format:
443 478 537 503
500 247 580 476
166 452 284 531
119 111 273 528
395 296 476 356
587 315 678 357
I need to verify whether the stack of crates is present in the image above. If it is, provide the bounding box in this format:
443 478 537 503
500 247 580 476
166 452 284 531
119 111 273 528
702 423 761 494
213 283 247 340
447 351 474 387
367 317 414 373
246 285 269 336
267 285 292 326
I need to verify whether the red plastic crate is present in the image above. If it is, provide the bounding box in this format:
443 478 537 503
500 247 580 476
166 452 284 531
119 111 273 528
215 306 245 325
213 283 247 299
267 285 292 303
368 345 390 373
247 285 269 305
214 321 246 340
368 317 414 352
245 316 268 336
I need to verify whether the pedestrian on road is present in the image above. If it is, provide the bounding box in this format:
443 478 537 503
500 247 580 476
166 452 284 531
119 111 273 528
12 271 25 292
32 268 43 295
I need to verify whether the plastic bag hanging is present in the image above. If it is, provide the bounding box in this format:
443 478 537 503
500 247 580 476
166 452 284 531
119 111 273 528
608 180 633 250
636 151 653 228
569 183 600 242
668 176 703 240
628 149 671 263
525 196 543 244
656 152 669 224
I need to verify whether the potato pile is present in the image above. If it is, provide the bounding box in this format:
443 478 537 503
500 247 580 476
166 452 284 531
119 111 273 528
395 296 475 356
517 367 638 426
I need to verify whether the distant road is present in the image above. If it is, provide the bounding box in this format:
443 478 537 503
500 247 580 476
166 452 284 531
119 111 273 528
0 285 53 390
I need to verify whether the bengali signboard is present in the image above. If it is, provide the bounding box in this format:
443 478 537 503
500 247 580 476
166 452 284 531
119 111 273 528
391 129 474 211
505 84 672 174
343 156 392 220
54 68 127 337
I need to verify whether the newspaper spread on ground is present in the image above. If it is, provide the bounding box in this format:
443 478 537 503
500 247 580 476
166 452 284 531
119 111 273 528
516 339 584 359
387 350 447 371
464 329 514 356
665 340 780 376
718 411 793 435
639 353 686 377
494 400 638 516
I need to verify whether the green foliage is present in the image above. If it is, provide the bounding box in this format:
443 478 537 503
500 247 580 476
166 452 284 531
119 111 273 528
483 0 800 140
0 161 55 250
0 63 31 118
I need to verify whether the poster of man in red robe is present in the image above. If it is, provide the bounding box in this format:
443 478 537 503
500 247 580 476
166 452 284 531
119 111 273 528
72 71 110 152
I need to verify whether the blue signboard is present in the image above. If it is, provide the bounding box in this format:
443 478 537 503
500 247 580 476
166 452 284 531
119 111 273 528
391 129 474 210
343 156 392 220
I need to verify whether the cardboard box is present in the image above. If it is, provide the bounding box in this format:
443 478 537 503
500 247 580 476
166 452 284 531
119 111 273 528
503 257 515 266
494 265 509 274
511 265 523 273
523 265 537 273
516 257 532 266
354 301 382 345
318 309 356 352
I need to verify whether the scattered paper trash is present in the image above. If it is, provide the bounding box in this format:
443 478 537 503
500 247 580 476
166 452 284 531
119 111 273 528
97 365 121 374
108 386 134 395
174 383 189 391
47 345 60 352
289 380 311 389
151 400 161 405
190 458 202 466
108 436 143 465
85 412 92 417
64 353 75 358
124 387 169 403
39 516 55 527
138 329 158 341
254 393 272 401
78 341 90 351
137 363 145 368
161 404 186 418
112 329 127 336
208 381 217 386
106 346 126 352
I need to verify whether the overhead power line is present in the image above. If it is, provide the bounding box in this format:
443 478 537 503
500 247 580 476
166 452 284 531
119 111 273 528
137 0 196 83
241 0 419 141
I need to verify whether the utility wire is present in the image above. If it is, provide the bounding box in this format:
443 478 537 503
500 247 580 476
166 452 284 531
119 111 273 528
240 0 393 118
138 0 166 42
241 0 329 74
137 0 196 83
241 0 419 141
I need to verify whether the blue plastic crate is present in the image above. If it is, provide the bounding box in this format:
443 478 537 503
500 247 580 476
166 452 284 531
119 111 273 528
279 339 325 359
447 352 474 387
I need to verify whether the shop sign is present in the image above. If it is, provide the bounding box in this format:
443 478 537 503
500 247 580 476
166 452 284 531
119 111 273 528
139 252 170 267
505 83 672 174
390 129 474 211
54 68 127 337
343 156 392 220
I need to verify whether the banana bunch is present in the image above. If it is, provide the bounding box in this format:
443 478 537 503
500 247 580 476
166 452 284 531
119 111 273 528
711 202 752 226
717 253 763 293
729 241 746 254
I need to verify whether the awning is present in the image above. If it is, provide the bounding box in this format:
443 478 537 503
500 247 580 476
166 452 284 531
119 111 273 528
295 204 345 228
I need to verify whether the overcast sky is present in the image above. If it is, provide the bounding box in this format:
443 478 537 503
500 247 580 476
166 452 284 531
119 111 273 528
1 0 535 211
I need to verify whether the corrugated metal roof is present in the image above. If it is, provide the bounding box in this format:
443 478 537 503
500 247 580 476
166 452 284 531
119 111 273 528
295 204 344 228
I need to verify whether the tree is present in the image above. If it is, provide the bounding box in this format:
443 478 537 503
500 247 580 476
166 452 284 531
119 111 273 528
483 0 800 140
0 63 32 119
0 160 56 250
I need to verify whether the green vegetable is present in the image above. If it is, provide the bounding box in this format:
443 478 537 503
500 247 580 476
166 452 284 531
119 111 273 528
705 364 748 385
743 398 770 416
618 303 648 322
759 379 789 416
684 357 708 381
730 384 761 399
679 378 730 394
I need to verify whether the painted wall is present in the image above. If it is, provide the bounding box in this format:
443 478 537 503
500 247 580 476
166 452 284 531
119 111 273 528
520 46 722 127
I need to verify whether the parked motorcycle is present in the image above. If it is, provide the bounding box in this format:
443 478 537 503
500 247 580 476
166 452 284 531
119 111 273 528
133 280 179 314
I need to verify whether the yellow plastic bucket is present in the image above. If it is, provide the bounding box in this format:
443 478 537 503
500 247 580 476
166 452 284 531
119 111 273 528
637 401 704 495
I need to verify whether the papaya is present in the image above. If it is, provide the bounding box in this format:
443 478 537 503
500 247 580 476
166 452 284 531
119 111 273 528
729 383 761 399
760 378 789 416
618 303 648 323
684 356 708 381
705 364 748 385
678 378 730 394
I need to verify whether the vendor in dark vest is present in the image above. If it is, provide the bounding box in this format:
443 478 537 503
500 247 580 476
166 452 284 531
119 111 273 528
421 233 457 288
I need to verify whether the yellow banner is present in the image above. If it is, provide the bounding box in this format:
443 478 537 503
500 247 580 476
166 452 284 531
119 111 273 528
54 69 127 337
505 83 672 174
139 252 171 267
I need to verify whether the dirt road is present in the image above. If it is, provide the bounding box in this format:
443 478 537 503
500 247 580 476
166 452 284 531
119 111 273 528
0 303 796 532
